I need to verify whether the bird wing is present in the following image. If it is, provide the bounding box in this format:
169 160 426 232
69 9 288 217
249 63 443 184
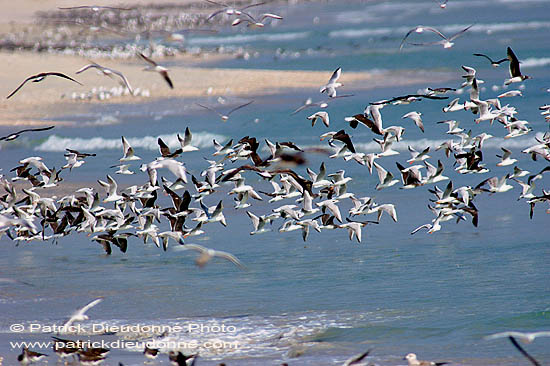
6 75 39 99
161 71 174 89
138 52 158 67
507 47 522 77
227 100 254 115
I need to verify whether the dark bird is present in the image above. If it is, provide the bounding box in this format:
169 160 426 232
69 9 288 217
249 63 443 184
158 137 183 158
505 46 531 85
7 72 83 99
332 130 356 153
65 148 96 158
473 53 508 67
138 52 174 89
0 126 55 141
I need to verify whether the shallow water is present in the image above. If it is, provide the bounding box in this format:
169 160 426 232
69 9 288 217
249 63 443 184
1 0 550 365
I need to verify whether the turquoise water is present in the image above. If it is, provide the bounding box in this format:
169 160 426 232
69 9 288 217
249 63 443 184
1 0 550 365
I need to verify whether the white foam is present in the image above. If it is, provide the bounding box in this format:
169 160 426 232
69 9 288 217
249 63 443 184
330 21 550 40
34 132 227 152
520 57 550 68
187 31 310 46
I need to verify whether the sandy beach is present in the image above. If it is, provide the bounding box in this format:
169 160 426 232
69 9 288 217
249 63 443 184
0 0 454 127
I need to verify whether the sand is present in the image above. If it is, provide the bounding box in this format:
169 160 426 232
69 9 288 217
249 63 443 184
0 0 453 127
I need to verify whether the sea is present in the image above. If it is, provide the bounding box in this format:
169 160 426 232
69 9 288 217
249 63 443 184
1 0 549 365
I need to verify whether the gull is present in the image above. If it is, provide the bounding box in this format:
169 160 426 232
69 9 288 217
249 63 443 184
181 243 246 270
346 114 382 135
476 175 513 193
290 95 352 115
498 90 522 98
205 0 267 20
513 178 536 200
472 99 501 124
367 203 398 222
407 146 431 164
232 13 283 28
423 160 449 184
213 138 234 156
396 162 424 188
247 211 272 235
404 353 448 366
138 52 174 89
505 47 531 85
340 219 377 243
18 347 47 365
437 119 463 135
76 62 133 94
197 100 254 122
320 67 343 98
144 346 159 361
7 72 82 99
62 298 102 331
148 158 188 184
19 156 51 174
510 165 529 178
402 111 424 132
178 127 199 152
473 53 508 67
120 136 141 162
158 137 182 158
496 148 517 166
308 162 332 189
0 126 55 141
316 199 342 223
110 163 134 175
433 0 448 9
485 331 550 343
307 111 330 127
98 175 124 203
374 162 399 190
485 332 549 366
411 216 442 235
62 152 85 171
399 24 473 50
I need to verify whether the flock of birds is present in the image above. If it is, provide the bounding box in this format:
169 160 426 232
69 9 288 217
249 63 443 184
2 0 550 365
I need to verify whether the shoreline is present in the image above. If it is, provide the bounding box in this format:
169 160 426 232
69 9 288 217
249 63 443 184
0 51 454 127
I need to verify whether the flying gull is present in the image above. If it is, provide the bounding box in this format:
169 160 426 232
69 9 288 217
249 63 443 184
7 72 82 99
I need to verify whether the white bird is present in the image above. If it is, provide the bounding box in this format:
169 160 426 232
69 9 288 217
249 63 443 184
442 98 465 113
399 24 473 50
498 90 522 98
496 148 517 167
404 353 448 366
320 67 343 98
197 100 254 122
307 111 330 127
181 243 246 270
62 298 103 331
98 175 124 203
402 111 424 132
148 158 188 184
120 136 141 162
407 146 431 164
374 162 399 190
485 331 550 343
76 62 133 94
138 52 174 89
316 199 342 223
247 211 272 235
367 204 397 222
178 127 199 152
